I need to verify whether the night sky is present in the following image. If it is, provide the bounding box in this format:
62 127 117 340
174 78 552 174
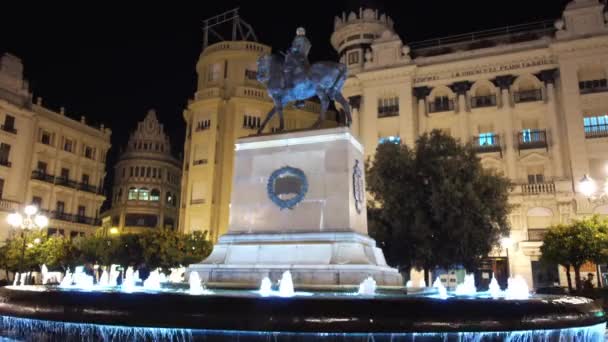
0 0 569 203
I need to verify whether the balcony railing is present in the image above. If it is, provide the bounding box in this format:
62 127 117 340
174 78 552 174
428 100 455 113
584 124 608 139
472 134 501 154
471 95 497 108
514 89 543 103
0 124 17 134
517 129 548 150
527 229 549 241
579 79 608 95
377 105 399 118
522 182 556 195
0 159 11 167
31 170 102 194
44 211 102 226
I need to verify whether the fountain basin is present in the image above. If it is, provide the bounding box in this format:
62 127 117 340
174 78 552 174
0 286 605 338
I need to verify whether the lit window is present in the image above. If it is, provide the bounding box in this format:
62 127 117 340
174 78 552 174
128 187 138 200
377 97 399 118
139 188 150 201
478 133 495 146
151 189 160 201
378 136 401 144
584 115 608 132
521 129 532 143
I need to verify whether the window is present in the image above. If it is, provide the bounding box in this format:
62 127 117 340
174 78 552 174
429 96 454 113
146 167 151 178
167 192 175 206
377 97 399 118
378 136 401 144
478 132 496 146
56 201 65 214
579 79 608 93
584 115 608 138
82 174 89 185
125 214 158 227
117 188 122 202
128 187 138 200
245 69 257 80
63 138 74 153
347 51 360 65
158 169 163 179
527 166 545 184
135 167 139 177
77 205 86 217
32 196 42 208
138 188 150 201
150 189 160 201
207 63 221 82
152 168 157 178
122 168 126 178
2 115 16 133
60 168 70 180
37 161 47 174
0 143 10 167
130 167 134 177
41 131 51 145
0 178 4 199
84 146 94 159
196 119 211 131
243 115 261 129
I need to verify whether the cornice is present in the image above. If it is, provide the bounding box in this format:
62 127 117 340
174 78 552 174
355 64 416 85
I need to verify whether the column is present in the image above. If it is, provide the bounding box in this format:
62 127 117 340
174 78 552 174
348 96 362 140
539 69 565 179
361 86 379 159
413 86 432 135
493 75 517 179
398 80 416 147
451 81 472 142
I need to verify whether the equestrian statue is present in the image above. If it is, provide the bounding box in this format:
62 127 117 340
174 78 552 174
256 27 352 134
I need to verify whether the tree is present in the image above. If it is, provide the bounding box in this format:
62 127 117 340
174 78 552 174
541 216 608 291
180 230 213 266
367 130 511 282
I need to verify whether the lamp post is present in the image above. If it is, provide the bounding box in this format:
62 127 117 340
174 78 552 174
501 236 513 279
6 205 49 281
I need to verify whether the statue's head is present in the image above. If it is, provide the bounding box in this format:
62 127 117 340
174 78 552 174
256 54 273 84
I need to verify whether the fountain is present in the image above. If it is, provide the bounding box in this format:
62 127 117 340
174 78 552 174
188 272 205 295
488 275 502 298
454 274 477 296
357 276 377 295
259 277 273 297
405 280 413 288
11 273 18 287
432 277 448 299
98 269 109 287
109 265 120 286
418 279 426 288
143 270 162 291
506 275 530 300
278 271 295 297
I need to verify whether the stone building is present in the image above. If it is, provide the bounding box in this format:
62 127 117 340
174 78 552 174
0 53 111 242
332 0 608 288
101 110 181 234
179 39 336 241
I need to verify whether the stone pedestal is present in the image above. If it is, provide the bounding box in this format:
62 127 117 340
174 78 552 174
188 127 402 288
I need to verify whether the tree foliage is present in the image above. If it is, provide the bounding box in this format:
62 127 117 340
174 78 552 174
367 130 512 274
541 216 608 290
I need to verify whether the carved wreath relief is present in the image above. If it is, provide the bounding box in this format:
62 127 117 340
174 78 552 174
267 166 308 210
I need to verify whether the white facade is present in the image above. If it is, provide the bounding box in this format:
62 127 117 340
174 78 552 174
333 0 608 288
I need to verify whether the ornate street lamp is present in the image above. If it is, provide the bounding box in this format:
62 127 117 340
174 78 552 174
578 174 608 203
6 205 49 279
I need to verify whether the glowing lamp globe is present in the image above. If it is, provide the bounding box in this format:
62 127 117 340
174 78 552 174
24 205 38 216
579 175 596 198
34 215 49 228
6 212 23 228
500 236 513 249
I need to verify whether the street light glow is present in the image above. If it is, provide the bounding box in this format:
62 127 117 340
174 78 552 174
109 227 119 235
24 205 38 216
34 215 49 228
7 212 23 228
500 236 513 249
579 174 596 198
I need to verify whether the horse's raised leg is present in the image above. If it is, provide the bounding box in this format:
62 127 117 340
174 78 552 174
312 91 330 129
333 92 352 127
257 106 277 134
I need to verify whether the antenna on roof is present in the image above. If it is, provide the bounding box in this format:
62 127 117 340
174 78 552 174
202 8 258 50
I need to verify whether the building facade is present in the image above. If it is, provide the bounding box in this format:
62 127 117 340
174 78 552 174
179 40 336 241
0 53 111 243
333 0 608 288
101 110 181 234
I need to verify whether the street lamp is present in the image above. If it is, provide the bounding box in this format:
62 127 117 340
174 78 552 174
501 236 513 278
6 205 49 281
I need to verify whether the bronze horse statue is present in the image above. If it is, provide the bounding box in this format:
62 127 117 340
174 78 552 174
256 54 352 134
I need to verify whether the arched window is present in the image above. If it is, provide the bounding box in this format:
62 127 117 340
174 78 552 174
117 188 122 201
166 192 174 206
128 187 138 200
471 84 497 108
135 167 139 177
139 188 150 201
150 189 160 201
146 167 151 178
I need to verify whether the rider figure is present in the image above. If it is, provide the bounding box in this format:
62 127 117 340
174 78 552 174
284 27 311 108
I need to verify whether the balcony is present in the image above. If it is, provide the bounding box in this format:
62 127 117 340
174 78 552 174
428 100 455 113
31 170 102 194
514 89 543 103
521 182 556 195
527 228 549 241
0 124 17 134
471 95 497 108
55 177 79 189
31 170 55 183
472 134 501 154
377 105 399 118
579 79 608 95
47 211 102 226
517 129 548 151
584 124 608 139
0 159 11 167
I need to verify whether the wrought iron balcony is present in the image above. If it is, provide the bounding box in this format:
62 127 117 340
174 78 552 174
48 211 101 226
521 182 556 195
579 79 608 95
31 170 55 183
471 95 497 108
584 124 608 139
377 105 399 118
0 159 11 167
527 229 549 241
428 100 455 113
514 89 543 103
517 129 548 151
31 171 101 194
472 134 501 154
0 124 17 134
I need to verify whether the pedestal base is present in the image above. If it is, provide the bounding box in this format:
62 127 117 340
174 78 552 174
188 232 403 288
